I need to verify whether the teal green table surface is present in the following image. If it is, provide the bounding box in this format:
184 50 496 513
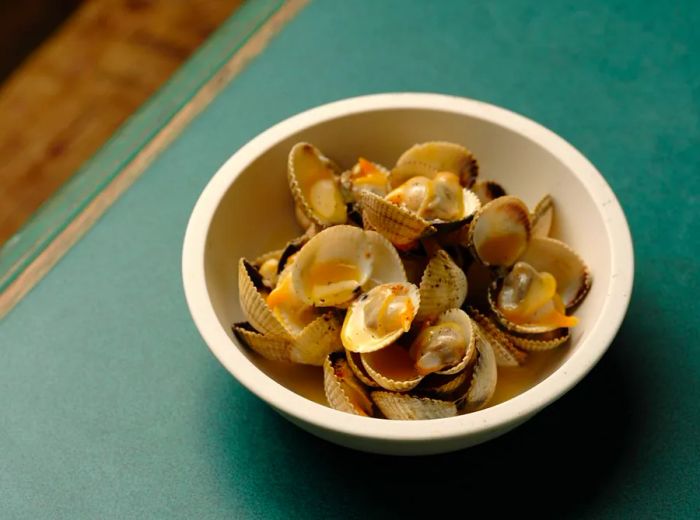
2 0 699 517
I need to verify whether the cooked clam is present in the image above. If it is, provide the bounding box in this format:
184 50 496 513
291 225 406 307
409 308 475 376
358 190 436 248
386 172 480 225
288 142 347 227
253 249 284 289
416 248 468 321
394 141 479 188
341 158 390 198
266 265 318 335
235 140 594 420
490 261 577 334
469 195 531 267
518 236 591 309
341 282 420 353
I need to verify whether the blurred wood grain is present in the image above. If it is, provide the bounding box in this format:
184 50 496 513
0 0 243 245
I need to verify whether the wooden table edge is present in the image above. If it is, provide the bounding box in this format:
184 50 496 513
0 0 308 319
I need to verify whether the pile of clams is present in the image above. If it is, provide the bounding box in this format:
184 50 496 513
234 142 591 420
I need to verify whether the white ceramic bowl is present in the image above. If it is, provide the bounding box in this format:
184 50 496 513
182 93 633 456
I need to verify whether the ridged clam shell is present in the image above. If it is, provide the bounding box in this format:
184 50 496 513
469 308 527 367
238 259 290 338
417 249 468 320
395 141 479 188
342 282 420 353
371 391 457 420
361 344 424 391
462 329 498 412
518 236 592 309
471 180 507 205
411 307 476 376
435 309 477 375
503 327 571 352
468 196 531 267
288 142 347 227
233 324 290 363
417 371 470 400
487 279 565 335
323 354 373 416
531 195 554 238
389 161 442 189
345 350 380 387
289 314 343 366
431 189 482 232
358 190 436 247
294 202 314 230
291 225 407 307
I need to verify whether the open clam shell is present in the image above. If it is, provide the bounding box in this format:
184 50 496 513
289 314 343 366
372 391 457 420
410 308 476 376
461 328 498 412
487 277 569 335
288 142 347 227
531 194 554 238
502 327 571 352
361 343 424 391
469 308 527 367
233 323 291 363
358 190 436 248
294 201 314 230
430 189 482 232
389 161 442 189
417 371 470 400
233 313 341 367
417 249 468 320
518 236 592 310
341 158 390 199
345 350 380 388
324 353 374 416
238 258 290 338
291 225 406 308
342 282 420 354
276 227 318 276
394 141 479 188
471 180 507 205
468 196 531 267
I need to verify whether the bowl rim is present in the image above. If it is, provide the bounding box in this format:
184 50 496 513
182 92 634 443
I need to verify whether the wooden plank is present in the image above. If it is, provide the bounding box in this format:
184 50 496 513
0 0 309 319
0 0 244 245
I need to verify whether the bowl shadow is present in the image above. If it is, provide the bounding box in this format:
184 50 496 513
205 303 646 518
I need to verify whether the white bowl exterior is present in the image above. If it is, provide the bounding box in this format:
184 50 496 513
182 93 633 455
